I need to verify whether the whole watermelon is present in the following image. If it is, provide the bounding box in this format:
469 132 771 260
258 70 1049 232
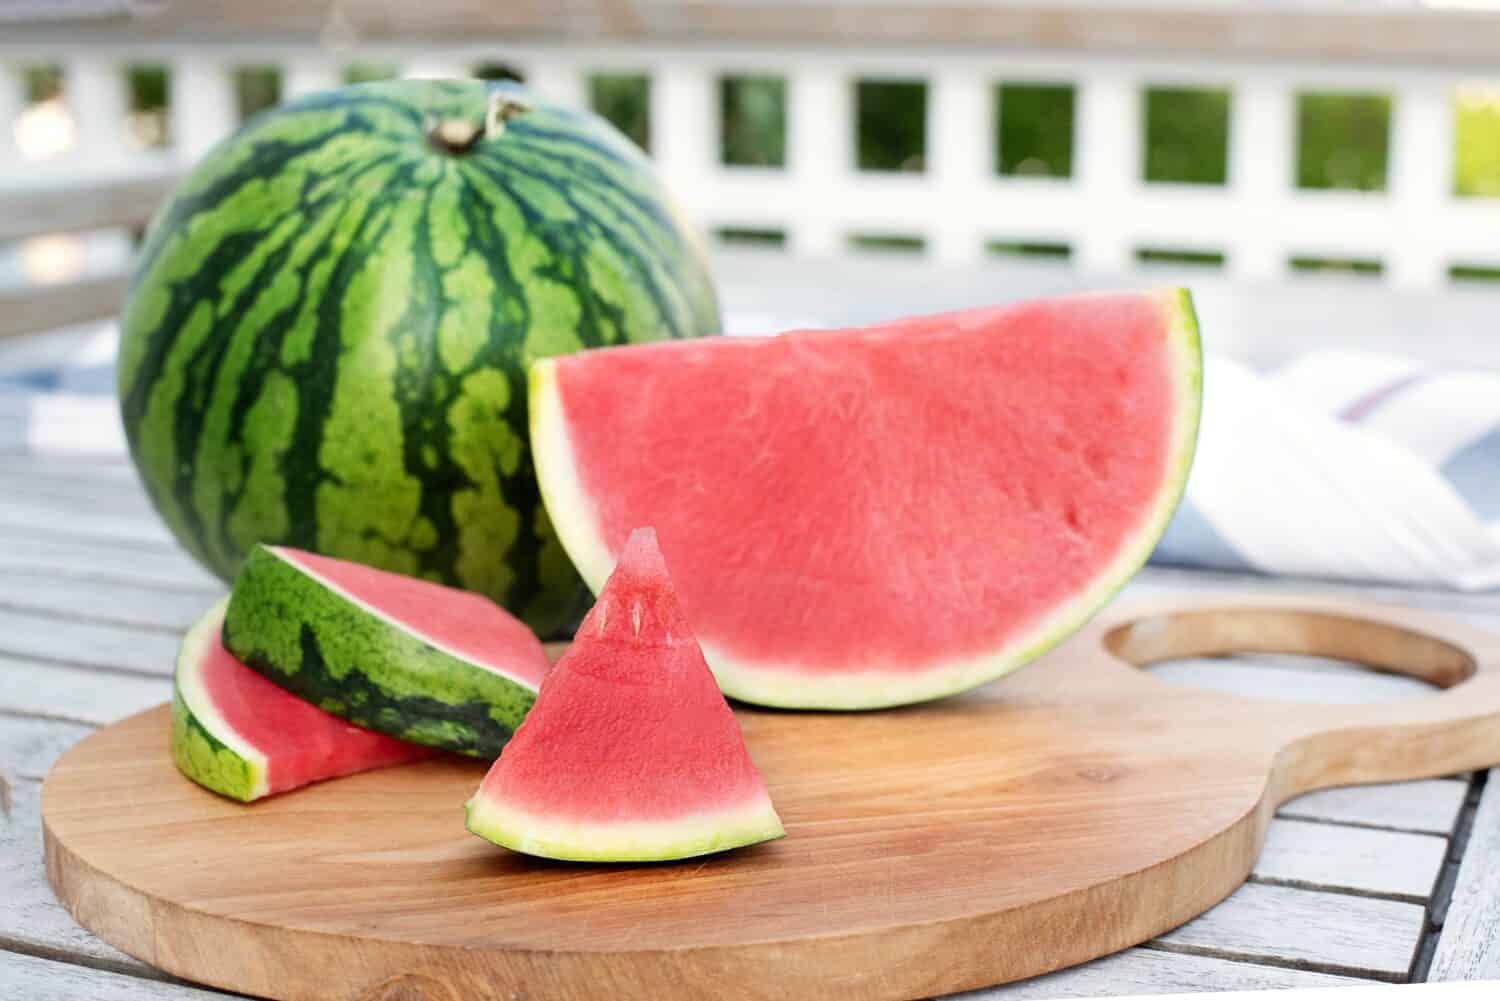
118 79 720 637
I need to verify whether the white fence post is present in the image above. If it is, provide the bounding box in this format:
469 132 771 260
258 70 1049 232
1229 78 1292 281
1075 70 1137 274
525 59 586 111
652 62 714 227
171 55 237 161
281 58 341 101
1389 82 1451 291
0 43 1483 292
402 57 473 81
65 56 129 164
0 62 21 164
788 66 850 257
929 67 990 266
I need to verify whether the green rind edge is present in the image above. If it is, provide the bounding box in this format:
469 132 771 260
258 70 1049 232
222 546 539 759
950 286 1201 689
462 794 787 863
170 619 265 802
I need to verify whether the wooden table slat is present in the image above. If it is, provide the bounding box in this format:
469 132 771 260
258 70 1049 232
0 476 157 515
0 455 137 483
0 498 176 550
0 942 206 999
0 274 132 342
0 468 155 501
0 534 221 593
1256 818 1448 901
1280 780 1467 836
967 944 1368 999
0 324 114 377
1154 882 1426 979
1430 776 1500 982
0 715 93 783
0 782 161 981
0 607 180 677
0 573 214 633
0 657 169 727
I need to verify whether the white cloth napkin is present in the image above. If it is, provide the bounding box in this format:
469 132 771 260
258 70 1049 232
1154 353 1500 589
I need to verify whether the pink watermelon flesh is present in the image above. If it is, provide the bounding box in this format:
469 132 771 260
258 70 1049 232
281 548 550 688
203 630 433 794
531 289 1201 709
175 602 434 801
465 527 785 862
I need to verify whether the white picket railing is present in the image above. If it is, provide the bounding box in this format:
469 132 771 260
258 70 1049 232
2 41 1499 294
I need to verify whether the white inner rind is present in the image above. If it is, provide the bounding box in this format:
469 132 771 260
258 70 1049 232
530 288 1203 709
532 358 613 600
465 790 785 862
174 598 270 799
273 549 541 691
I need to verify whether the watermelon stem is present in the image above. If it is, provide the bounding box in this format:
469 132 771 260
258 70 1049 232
427 93 531 155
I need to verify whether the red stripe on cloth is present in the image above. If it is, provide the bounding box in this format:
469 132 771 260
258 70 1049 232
1339 371 1429 423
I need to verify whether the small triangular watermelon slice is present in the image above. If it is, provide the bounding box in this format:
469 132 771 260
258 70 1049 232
465 528 785 862
531 288 1202 709
172 600 435 802
223 546 552 758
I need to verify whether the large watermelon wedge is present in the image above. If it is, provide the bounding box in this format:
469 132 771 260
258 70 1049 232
532 289 1202 709
172 600 435 802
466 527 784 862
118 79 720 638
223 546 551 758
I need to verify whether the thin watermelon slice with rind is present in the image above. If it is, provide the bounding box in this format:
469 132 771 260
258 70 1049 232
465 527 785 862
223 546 552 758
531 288 1202 709
172 599 435 802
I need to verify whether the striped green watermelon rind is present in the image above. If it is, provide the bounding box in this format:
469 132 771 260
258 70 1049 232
172 599 267 802
172 694 264 802
531 288 1204 710
222 546 539 758
118 78 720 639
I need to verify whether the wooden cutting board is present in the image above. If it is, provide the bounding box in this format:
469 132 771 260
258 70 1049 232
42 593 1500 1001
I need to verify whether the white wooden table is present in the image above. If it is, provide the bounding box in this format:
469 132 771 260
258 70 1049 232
5 263 1500 998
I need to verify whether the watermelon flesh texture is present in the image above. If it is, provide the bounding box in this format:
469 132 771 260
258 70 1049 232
287 548 551 681
172 600 434 802
532 289 1202 709
466 527 785 862
223 546 552 759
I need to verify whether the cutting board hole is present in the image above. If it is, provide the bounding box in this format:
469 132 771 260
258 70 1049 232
1105 608 1475 700
1138 652 1442 704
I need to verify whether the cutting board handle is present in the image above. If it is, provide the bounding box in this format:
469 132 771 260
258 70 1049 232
1100 595 1500 803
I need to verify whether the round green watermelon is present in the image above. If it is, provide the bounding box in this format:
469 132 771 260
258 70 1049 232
118 79 720 637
